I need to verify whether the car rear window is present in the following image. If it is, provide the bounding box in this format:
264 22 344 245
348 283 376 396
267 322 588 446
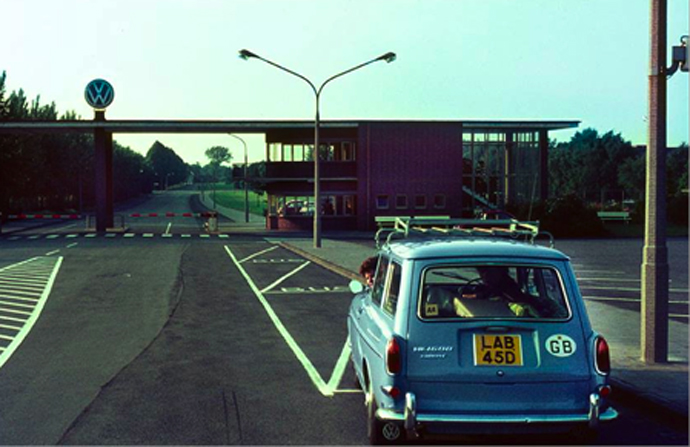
419 264 570 320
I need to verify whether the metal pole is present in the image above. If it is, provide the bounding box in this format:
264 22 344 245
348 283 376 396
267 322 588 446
314 95 321 247
641 0 669 364
238 50 395 247
228 134 250 223
244 146 249 224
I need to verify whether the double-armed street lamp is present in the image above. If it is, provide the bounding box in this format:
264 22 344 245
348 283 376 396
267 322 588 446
239 49 396 248
228 133 249 223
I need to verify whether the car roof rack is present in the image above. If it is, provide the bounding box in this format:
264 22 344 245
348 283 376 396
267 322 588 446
375 217 554 249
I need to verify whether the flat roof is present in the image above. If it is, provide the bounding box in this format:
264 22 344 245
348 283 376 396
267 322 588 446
0 119 580 134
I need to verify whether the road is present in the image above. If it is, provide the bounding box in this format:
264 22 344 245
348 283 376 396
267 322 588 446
0 190 686 445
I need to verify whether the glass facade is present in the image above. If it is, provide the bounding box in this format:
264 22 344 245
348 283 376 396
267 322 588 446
267 141 356 162
462 131 541 214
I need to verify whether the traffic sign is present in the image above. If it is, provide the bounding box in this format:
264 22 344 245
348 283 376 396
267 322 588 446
84 79 114 110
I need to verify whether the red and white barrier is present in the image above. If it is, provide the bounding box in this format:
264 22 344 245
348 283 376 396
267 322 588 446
127 212 216 218
7 214 82 220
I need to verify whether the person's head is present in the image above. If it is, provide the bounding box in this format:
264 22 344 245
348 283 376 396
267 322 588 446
359 256 378 286
477 266 510 285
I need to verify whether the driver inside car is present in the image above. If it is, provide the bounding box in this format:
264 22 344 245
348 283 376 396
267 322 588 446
476 267 542 317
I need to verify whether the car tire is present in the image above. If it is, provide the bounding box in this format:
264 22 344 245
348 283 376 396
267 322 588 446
366 381 403 445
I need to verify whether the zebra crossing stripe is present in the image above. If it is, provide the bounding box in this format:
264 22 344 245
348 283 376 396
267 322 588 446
0 256 63 370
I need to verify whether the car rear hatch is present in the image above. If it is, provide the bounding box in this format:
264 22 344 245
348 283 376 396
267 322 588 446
405 261 592 415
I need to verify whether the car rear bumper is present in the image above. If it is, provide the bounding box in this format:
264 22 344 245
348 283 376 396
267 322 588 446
376 392 618 437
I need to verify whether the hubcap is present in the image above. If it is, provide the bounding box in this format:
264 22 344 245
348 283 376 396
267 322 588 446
382 422 401 441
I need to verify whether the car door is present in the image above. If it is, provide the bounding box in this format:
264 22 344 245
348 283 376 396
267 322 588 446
352 255 392 383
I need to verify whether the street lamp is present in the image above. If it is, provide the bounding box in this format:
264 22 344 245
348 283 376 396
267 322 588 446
239 49 396 247
228 134 249 223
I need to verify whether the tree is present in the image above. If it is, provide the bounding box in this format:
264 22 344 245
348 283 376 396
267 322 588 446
146 141 188 189
204 145 232 184
549 128 638 201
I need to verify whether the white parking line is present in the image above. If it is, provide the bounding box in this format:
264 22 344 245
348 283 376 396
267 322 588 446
260 262 312 294
165 222 172 235
238 245 278 264
581 285 689 293
225 245 350 397
584 295 689 304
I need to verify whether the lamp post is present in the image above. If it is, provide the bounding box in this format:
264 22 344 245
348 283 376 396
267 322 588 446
229 133 249 223
239 49 396 247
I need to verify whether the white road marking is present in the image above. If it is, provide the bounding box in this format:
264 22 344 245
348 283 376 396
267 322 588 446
218 234 229 239
85 234 97 238
45 250 60 256
225 245 350 397
66 234 79 239
165 222 172 235
0 295 39 303
162 234 173 238
577 277 641 282
143 233 154 238
580 285 689 293
0 257 63 370
252 259 304 264
124 233 136 238
66 243 79 248
574 269 627 275
238 245 278 264
584 295 688 304
260 262 311 294
46 235 60 240
181 234 191 238
265 286 350 295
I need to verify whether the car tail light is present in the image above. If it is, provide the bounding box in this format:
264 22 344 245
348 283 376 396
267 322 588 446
386 337 402 375
595 336 611 375
599 384 612 398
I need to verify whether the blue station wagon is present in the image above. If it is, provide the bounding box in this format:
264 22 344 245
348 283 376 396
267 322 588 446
347 219 617 444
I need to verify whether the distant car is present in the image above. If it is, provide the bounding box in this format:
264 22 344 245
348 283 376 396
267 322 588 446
347 219 617 444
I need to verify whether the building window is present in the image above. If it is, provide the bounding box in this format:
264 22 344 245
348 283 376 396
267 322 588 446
376 195 389 209
282 144 293 162
342 195 356 215
414 195 427 209
396 195 408 209
433 194 446 209
339 142 356 161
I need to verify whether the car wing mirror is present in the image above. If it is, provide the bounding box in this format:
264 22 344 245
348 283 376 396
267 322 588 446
349 280 365 294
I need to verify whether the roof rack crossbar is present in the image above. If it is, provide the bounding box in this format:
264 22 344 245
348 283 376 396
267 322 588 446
375 217 553 249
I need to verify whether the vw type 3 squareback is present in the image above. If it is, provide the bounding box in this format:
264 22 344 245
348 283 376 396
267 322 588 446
347 218 617 444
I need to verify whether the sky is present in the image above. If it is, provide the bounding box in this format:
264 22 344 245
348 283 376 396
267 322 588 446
1 0 688 166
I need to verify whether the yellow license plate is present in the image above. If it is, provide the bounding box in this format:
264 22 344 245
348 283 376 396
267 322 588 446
474 334 523 366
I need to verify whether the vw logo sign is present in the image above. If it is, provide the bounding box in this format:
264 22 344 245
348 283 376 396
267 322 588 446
84 79 114 110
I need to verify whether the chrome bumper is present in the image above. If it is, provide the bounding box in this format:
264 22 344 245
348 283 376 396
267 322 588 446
376 392 618 438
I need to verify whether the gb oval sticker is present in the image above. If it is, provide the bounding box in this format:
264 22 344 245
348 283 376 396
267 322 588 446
545 334 577 357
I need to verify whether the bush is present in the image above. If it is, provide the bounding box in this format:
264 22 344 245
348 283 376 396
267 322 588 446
508 194 606 238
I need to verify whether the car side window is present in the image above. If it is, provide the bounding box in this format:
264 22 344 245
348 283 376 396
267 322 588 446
371 256 389 306
382 261 402 316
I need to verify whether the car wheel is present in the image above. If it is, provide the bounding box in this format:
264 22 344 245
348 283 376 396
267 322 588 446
366 381 403 445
